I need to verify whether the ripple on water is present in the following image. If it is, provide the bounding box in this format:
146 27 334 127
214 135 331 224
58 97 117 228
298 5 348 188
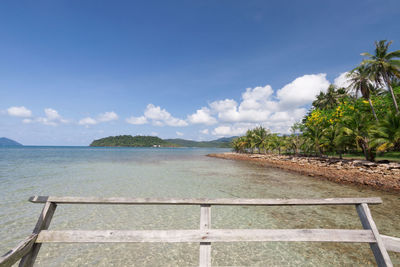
0 147 399 266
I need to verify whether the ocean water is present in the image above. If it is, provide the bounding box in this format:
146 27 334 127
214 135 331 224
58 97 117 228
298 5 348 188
0 146 399 266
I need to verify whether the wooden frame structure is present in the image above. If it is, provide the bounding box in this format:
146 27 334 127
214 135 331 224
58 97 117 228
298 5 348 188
1 196 399 267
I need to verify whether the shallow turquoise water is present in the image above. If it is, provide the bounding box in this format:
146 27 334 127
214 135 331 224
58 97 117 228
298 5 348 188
0 147 399 266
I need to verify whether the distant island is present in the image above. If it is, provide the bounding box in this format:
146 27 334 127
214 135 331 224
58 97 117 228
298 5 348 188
0 137 23 147
90 135 234 148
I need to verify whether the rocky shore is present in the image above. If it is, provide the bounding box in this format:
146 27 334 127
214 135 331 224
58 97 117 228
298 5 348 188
208 152 400 192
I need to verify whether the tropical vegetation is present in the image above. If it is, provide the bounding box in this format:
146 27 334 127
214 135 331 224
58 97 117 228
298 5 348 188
90 135 234 148
232 40 400 162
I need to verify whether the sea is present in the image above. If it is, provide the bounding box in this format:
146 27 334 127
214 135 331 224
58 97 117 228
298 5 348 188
0 146 399 266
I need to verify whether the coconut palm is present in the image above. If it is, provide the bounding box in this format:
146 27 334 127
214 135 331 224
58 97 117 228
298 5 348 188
371 112 400 152
267 134 280 154
245 129 257 153
252 126 269 153
288 123 304 155
312 85 342 110
347 66 379 121
338 111 376 161
303 124 324 156
361 40 400 113
232 136 249 153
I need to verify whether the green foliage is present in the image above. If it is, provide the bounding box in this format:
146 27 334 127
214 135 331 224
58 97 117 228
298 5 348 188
164 137 234 148
90 135 176 147
90 135 234 148
232 40 400 162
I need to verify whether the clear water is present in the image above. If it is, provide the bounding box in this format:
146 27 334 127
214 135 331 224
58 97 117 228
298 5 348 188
0 147 399 266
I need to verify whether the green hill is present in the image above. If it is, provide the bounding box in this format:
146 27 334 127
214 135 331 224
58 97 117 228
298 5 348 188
90 135 234 148
164 137 235 148
90 135 177 147
0 137 23 147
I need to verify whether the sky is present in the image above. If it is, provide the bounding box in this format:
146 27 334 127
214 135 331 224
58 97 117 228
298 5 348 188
1 0 400 145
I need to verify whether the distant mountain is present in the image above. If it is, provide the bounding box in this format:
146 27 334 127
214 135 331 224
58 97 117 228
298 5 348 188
0 137 23 147
213 137 238 143
164 137 237 148
90 135 235 148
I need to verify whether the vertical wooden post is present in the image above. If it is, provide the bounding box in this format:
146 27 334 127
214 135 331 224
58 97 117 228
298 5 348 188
199 204 211 267
356 203 392 267
19 201 57 267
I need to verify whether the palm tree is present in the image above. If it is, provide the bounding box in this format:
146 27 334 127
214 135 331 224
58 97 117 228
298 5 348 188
303 124 324 156
288 123 304 155
312 85 342 110
361 40 400 113
232 136 249 153
338 111 376 161
267 134 280 154
371 112 400 152
252 126 268 153
245 129 256 153
347 66 379 121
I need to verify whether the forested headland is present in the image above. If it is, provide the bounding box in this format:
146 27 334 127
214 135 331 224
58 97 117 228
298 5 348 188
90 135 234 148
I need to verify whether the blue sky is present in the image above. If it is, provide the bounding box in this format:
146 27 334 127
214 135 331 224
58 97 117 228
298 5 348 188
1 0 399 145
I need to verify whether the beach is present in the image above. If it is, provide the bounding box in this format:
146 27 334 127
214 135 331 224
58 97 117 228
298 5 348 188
208 152 400 192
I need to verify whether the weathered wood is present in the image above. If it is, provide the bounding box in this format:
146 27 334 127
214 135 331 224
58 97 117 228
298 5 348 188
2 196 392 266
29 196 383 206
0 235 37 267
19 201 57 267
36 229 376 243
382 235 400 253
199 205 211 267
356 203 393 267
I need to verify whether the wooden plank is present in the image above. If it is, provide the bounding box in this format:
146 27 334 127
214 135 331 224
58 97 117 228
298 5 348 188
356 204 393 267
199 205 211 267
36 229 375 243
29 196 383 206
19 201 57 267
0 235 37 267
381 235 400 253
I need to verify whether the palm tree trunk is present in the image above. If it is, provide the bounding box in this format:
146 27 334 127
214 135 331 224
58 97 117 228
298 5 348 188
361 144 368 161
384 73 399 114
368 98 379 121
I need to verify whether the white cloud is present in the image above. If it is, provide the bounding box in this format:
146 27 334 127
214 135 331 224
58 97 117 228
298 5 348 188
126 116 148 125
241 85 274 110
98 111 118 122
7 106 32 117
78 117 97 126
208 85 275 123
200 129 209 135
209 99 238 113
212 125 249 136
277 73 330 107
44 108 61 120
144 104 188 127
28 108 69 126
187 107 217 125
204 73 334 135
334 72 351 88
78 111 119 126
176 131 184 136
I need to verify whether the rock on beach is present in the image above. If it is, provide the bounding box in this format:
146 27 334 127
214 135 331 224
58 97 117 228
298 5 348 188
207 152 400 192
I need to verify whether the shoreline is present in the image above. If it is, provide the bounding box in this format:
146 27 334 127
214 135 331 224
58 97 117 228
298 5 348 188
207 152 400 192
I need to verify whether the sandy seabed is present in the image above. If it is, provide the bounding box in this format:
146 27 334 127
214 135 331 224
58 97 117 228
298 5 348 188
208 152 400 192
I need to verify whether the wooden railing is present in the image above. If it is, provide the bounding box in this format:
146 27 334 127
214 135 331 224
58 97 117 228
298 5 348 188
1 196 399 267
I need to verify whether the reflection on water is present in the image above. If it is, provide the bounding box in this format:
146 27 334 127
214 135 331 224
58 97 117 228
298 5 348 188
0 147 399 266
